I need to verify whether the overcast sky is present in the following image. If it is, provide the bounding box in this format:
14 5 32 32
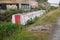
48 0 60 4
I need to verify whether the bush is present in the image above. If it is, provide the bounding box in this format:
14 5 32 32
48 6 58 11
19 9 23 13
26 18 34 25
26 17 39 25
0 23 22 40
0 10 18 22
37 6 46 10
0 9 25 22
33 16 39 22
12 9 24 13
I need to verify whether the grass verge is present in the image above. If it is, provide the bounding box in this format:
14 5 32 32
34 8 60 25
3 8 60 40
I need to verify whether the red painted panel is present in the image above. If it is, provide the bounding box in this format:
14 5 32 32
15 15 20 24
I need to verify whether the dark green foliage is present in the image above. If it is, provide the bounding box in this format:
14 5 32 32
0 10 16 22
37 6 46 10
26 17 39 25
0 9 24 22
26 18 34 25
48 6 58 11
19 9 23 13
37 0 47 3
33 16 39 22
0 10 17 22
0 23 22 40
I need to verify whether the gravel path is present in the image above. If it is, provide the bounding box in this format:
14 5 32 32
51 17 60 40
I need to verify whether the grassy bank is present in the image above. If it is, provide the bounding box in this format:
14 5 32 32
5 31 49 40
34 8 60 25
2 8 60 40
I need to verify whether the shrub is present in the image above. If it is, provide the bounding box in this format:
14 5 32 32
0 10 18 22
26 18 34 25
48 6 58 11
19 9 23 13
33 16 39 22
26 17 39 25
37 6 46 10
0 22 22 40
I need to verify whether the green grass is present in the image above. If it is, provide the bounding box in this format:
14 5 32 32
3 22 49 40
3 8 60 40
34 8 60 25
2 22 49 40
4 31 49 40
